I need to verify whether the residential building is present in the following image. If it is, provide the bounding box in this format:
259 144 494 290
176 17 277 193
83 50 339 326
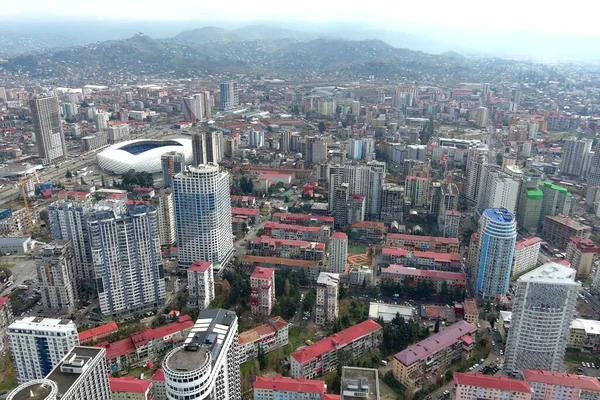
540 181 575 221
110 377 154 400
463 299 478 325
152 188 177 247
465 150 488 203
29 94 67 164
475 208 517 300
192 130 222 166
239 316 289 363
438 183 459 227
220 81 239 110
7 347 111 400
542 215 591 249
386 234 459 253
8 317 79 383
347 194 366 225
162 309 241 400
250 129 265 148
330 232 348 274
254 375 325 400
453 373 532 400
393 320 478 391
316 272 340 325
476 167 520 214
517 178 543 234
251 267 276 316
151 369 166 400
341 367 380 400
250 236 325 261
263 221 329 242
405 176 431 207
271 213 334 228
512 237 542 277
0 296 12 351
350 221 386 243
561 137 593 176
0 236 34 254
569 318 600 353
161 151 186 187
498 310 512 340
291 320 383 379
183 93 204 122
78 321 118 344
504 262 580 373
35 240 77 314
381 247 462 272
565 237 599 278
87 203 166 315
380 265 466 293
443 211 461 238
187 260 215 310
242 256 323 281
522 370 600 400
333 183 349 229
381 183 404 223
173 163 234 271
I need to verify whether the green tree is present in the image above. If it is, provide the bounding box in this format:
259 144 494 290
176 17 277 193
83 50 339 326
318 121 326 133
434 319 440 333
240 176 254 194
257 344 267 370
65 170 72 179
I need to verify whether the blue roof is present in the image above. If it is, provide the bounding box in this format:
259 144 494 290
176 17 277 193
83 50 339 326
483 208 515 223
119 140 183 155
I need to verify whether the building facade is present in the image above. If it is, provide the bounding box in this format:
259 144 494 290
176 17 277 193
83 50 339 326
220 81 239 110
522 369 600 400
330 232 348 274
380 265 466 293
30 94 67 164
254 375 325 400
512 237 542 277
192 131 222 166
565 237 598 278
453 373 532 400
35 240 78 314
251 267 276 316
542 215 591 250
239 317 289 364
187 261 215 310
316 272 340 325
161 151 186 187
386 234 459 253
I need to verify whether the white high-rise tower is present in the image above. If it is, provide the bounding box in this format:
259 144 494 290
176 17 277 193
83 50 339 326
29 94 67 164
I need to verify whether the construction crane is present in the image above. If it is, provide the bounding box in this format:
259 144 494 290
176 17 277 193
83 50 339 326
18 175 37 230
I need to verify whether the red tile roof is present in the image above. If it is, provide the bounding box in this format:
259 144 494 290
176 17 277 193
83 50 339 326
568 237 599 253
251 267 275 279
243 255 320 268
239 316 288 345
291 320 382 365
78 321 119 343
265 221 321 233
382 265 466 281
232 207 260 216
273 213 334 224
382 247 461 263
254 375 325 394
332 232 347 240
109 376 152 393
151 368 165 382
454 373 531 393
522 370 600 391
188 260 212 273
252 236 325 250
321 395 340 400
515 236 542 250
387 233 459 245
0 296 8 309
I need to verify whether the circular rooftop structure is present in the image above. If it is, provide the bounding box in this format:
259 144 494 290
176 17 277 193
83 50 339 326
7 379 58 400
97 138 192 174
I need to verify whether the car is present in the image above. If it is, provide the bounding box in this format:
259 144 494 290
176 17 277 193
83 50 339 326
583 362 587 367
468 367 473 371
480 358 485 363
594 363 597 369
492 341 495 346
500 350 504 355
477 323 481 328
588 363 592 368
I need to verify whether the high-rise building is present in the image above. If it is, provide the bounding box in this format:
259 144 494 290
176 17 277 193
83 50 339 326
331 232 348 274
250 130 265 148
87 203 166 315
328 165 345 213
443 211 461 238
192 131 222 166
202 91 212 119
183 94 204 122
465 149 488 203
187 260 215 310
162 309 241 400
250 267 276 316
161 151 186 187
347 194 366 225
152 188 177 247
380 183 404 223
561 137 593 176
93 111 109 131
476 107 489 128
310 137 328 164
29 94 67 164
8 317 79 383
173 164 234 271
281 130 292 153
587 147 600 203
475 208 517 300
333 183 349 229
438 183 459 229
7 346 111 400
540 181 575 221
512 237 542 277
48 200 94 297
220 81 239 111
476 167 520 214
516 169 544 234
0 296 12 352
36 241 77 314
504 262 580 373
348 138 363 160
541 215 591 250
315 272 340 325
565 237 599 278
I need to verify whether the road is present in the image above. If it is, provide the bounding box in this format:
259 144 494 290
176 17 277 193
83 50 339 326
233 215 269 260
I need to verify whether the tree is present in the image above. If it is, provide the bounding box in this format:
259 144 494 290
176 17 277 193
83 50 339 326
240 176 254 194
221 279 232 299
257 345 267 370
445 370 453 381
318 121 326 133
284 279 291 297
65 170 72 179
434 319 440 333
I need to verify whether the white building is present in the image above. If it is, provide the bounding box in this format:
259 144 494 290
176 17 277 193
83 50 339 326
453 373 532 400
504 262 580 373
465 149 488 203
29 94 67 164
8 317 80 383
192 131 223 166
183 94 205 122
36 241 78 314
94 111 109 131
220 81 239 111
239 317 289 364
7 346 111 400
173 164 234 271
316 272 340 325
477 167 520 214
443 211 461 238
87 202 166 315
107 123 130 144
512 237 542 277
250 267 276 316
152 188 176 247
561 137 593 176
187 260 215 310
330 232 348 273
162 308 241 400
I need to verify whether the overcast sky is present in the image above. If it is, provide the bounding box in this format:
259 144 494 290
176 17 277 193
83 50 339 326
3 0 599 35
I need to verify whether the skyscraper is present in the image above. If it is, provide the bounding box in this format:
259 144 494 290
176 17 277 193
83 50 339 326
220 81 239 111
29 94 67 164
36 241 77 314
476 166 520 214
465 149 488 203
192 131 222 166
187 260 215 311
475 208 517 300
152 188 177 247
161 151 186 187
87 203 166 315
182 94 204 122
315 272 340 325
504 262 580 373
8 317 79 383
173 164 234 271
561 136 593 176
330 232 348 274
162 309 241 400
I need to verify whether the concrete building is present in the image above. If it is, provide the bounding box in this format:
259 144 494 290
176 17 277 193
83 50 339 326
380 265 466 292
0 296 12 352
463 299 479 325
0 236 34 254
522 370 600 400
239 316 288 363
331 232 348 274
152 188 177 247
346 194 366 225
161 151 186 187
569 318 600 353
540 181 575 221
249 236 325 261
504 262 580 373
162 309 241 400
453 373 532 400
87 203 166 315
381 247 462 272
565 237 599 278
341 367 380 400
465 149 488 203
443 210 461 238
264 221 330 243
107 123 130 144
517 184 543 234
291 319 382 379
475 209 517 300
173 164 233 271
183 93 204 122
192 131 223 166
542 215 591 250
475 107 489 128
316 272 340 325
254 375 325 400
110 377 153 400
561 137 593 176
29 94 67 164
386 234 460 253
151 369 166 400
8 317 79 383
380 183 404 223
368 302 414 322
7 347 111 400
512 237 542 277
220 81 239 111
393 320 478 391
187 260 215 310
251 267 276 316
438 183 459 228
35 241 77 314
476 167 520 214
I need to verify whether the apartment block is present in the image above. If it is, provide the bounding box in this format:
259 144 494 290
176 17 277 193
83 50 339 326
239 316 289 363
454 373 532 400
35 240 78 314
110 377 154 400
393 320 478 390
243 255 323 281
463 299 479 326
0 296 12 352
316 272 340 325
381 247 462 272
566 237 599 278
522 370 600 400
380 265 466 292
291 319 383 379
512 237 542 277
272 213 335 228
386 234 460 253
264 221 331 242
251 267 276 316
250 236 325 261
187 260 215 310
78 321 118 344
254 375 325 400
350 221 386 243
542 215 591 250
443 211 461 239
331 232 348 274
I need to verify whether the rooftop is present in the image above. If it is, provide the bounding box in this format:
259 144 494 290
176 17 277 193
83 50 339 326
571 318 600 335
151 368 165 382
251 267 276 279
239 317 288 345
545 215 589 230
483 208 515 224
522 370 600 391
243 255 321 268
453 373 531 393
8 317 77 333
463 299 478 316
332 232 348 240
78 321 118 343
109 376 152 393
264 221 322 233
273 213 334 224
382 265 466 281
515 237 542 250
46 347 104 396
519 262 578 284
317 272 340 286
341 367 379 400
382 247 461 263
231 207 260 216
254 375 325 394
252 235 325 250
568 237 599 252
188 260 213 273
7 380 58 400
386 233 459 246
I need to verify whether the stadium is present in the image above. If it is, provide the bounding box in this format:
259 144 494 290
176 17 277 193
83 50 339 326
97 138 193 174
